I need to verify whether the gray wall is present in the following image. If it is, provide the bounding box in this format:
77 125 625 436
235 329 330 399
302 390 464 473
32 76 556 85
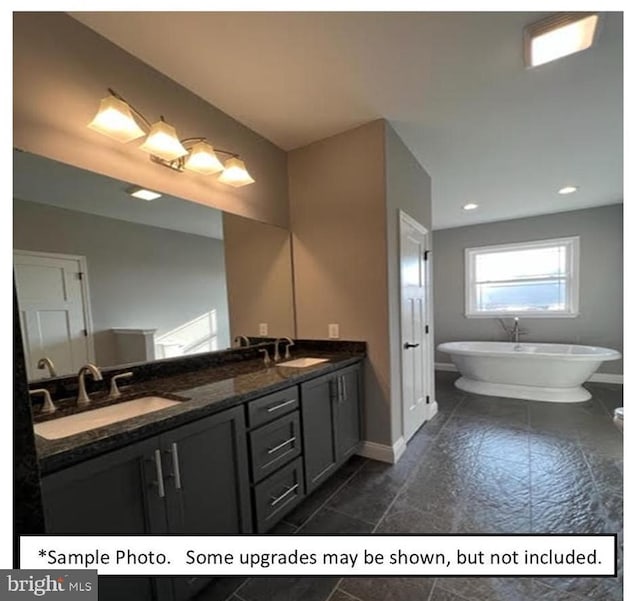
384 123 433 443
14 199 230 368
433 204 623 374
14 13 289 228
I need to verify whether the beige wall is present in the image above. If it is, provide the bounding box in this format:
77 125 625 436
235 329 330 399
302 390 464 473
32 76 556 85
384 123 433 443
223 213 295 340
13 13 289 228
289 121 392 445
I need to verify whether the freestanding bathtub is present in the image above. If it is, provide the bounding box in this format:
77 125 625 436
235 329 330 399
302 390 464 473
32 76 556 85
437 341 621 402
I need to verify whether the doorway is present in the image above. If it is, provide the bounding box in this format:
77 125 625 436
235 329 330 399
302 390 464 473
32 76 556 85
399 211 435 441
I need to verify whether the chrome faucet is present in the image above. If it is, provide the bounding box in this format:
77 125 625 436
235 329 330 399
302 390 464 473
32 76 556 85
234 335 251 347
273 337 295 362
77 363 103 407
37 357 57 378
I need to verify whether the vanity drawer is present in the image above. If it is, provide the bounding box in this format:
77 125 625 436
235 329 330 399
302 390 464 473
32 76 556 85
249 412 301 482
247 386 299 429
254 457 304 533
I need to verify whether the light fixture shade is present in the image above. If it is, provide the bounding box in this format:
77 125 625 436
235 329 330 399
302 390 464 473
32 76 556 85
525 13 599 67
184 141 225 175
139 120 188 161
88 95 146 143
217 157 255 187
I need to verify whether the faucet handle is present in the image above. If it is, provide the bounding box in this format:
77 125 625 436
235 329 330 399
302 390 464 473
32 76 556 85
109 371 134 399
29 388 57 415
258 348 272 366
284 339 295 359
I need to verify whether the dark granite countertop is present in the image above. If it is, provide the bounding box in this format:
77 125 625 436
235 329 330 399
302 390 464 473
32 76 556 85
35 349 364 474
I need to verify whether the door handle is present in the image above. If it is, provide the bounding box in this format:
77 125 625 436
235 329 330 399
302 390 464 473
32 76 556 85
171 442 182 490
404 342 420 349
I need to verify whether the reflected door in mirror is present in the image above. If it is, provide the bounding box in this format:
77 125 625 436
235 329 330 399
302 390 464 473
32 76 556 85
13 250 94 379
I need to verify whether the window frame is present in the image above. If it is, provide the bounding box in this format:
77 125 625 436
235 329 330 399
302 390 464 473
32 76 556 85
464 236 580 318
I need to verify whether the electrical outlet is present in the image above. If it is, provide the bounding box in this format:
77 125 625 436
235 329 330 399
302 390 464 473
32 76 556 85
259 323 268 336
328 323 340 339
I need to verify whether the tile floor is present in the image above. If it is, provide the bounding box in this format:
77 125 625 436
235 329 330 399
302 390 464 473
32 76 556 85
196 372 623 601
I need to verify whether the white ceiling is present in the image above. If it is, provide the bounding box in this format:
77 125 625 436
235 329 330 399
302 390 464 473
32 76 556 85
70 12 623 230
13 150 225 239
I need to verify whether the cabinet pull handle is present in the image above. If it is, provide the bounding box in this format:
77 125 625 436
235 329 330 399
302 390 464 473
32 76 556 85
153 449 165 498
339 376 345 403
270 483 299 507
267 436 297 455
171 442 182 490
267 399 297 413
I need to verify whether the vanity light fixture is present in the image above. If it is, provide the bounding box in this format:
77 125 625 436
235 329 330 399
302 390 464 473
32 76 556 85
558 185 578 195
463 203 479 211
88 89 255 187
524 13 600 68
127 186 163 201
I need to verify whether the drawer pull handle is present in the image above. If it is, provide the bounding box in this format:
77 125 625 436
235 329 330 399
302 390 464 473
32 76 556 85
153 449 165 498
267 399 297 413
267 436 297 455
270 483 299 507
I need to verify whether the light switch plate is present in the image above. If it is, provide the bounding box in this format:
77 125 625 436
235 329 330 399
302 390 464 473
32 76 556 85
259 323 268 336
328 323 340 339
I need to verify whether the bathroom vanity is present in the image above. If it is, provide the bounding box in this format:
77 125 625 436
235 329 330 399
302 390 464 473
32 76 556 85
32 341 364 601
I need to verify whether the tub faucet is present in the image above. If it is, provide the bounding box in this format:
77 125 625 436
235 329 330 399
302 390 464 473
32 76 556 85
498 318 528 344
77 363 103 407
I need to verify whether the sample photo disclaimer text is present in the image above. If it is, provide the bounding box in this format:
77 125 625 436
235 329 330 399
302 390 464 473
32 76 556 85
21 535 616 577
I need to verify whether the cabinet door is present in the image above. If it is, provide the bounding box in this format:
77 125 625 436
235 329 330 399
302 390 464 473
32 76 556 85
300 373 338 493
41 437 172 601
162 406 252 535
334 364 362 461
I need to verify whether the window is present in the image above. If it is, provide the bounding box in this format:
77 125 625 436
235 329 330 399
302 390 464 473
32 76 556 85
465 237 579 318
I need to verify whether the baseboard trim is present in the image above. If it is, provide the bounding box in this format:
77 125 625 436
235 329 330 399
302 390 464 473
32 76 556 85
435 362 458 372
588 372 623 385
358 438 406 464
435 362 623 385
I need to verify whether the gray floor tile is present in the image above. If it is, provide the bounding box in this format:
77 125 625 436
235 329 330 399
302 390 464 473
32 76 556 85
438 577 533 601
327 590 361 601
340 577 436 601
375 498 448 534
298 507 375 534
428 587 470 601
192 577 246 601
237 577 339 601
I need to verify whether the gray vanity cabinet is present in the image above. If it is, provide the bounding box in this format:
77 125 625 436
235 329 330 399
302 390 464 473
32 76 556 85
41 436 172 601
40 405 251 601
300 363 362 494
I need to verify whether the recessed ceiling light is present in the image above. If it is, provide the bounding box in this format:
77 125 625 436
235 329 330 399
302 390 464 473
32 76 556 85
463 203 479 211
558 186 578 195
127 186 162 201
524 13 600 68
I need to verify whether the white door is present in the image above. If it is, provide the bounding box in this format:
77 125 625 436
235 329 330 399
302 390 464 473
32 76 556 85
13 250 94 379
399 211 430 441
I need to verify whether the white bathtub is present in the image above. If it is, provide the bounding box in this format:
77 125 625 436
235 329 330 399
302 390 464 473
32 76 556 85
437 341 621 402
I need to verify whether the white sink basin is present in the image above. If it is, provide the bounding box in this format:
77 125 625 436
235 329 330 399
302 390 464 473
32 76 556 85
278 357 329 368
34 396 182 440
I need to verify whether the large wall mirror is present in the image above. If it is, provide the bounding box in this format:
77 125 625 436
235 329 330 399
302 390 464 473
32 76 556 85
13 150 295 382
